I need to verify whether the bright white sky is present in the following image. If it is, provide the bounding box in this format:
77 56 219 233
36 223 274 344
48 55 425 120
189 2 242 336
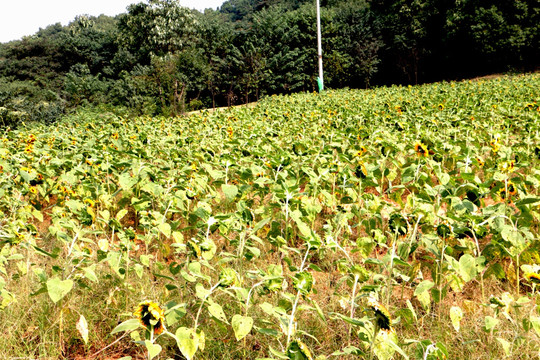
0 0 225 43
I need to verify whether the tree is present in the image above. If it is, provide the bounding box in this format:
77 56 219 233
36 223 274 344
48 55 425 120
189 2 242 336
326 1 382 88
117 0 197 64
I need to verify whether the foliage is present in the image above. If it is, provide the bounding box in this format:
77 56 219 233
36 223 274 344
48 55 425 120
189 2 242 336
1 0 537 126
1 74 539 359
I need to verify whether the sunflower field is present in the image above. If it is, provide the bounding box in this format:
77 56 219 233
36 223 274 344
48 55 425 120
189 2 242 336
0 73 539 359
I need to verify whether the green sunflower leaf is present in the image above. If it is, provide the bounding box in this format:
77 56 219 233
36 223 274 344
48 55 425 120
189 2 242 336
46 277 73 303
144 341 162 360
111 319 140 334
231 314 253 341
222 184 238 201
175 327 203 360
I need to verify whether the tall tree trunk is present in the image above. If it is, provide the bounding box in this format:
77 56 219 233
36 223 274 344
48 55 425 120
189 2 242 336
174 79 179 115
178 83 186 114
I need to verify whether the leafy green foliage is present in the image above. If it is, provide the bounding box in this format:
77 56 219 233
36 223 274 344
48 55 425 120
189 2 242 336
0 67 539 359
3 0 537 127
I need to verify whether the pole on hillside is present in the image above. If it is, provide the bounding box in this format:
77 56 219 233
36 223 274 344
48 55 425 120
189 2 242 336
316 0 324 92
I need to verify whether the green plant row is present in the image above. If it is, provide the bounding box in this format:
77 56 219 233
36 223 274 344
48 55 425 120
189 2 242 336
0 73 539 359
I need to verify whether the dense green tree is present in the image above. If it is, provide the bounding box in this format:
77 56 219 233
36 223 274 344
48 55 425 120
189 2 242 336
117 0 197 63
444 0 539 76
326 1 382 88
0 0 538 126
193 11 237 108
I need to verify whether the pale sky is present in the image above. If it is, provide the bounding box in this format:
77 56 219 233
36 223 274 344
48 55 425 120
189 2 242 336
0 0 225 43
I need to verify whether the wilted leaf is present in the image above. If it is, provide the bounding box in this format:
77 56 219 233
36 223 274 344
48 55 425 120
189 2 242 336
450 306 463 332
76 315 89 344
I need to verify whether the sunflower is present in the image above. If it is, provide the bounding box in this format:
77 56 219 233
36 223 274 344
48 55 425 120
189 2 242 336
29 186 38 195
134 301 165 335
219 268 238 287
499 161 515 173
367 297 392 331
497 187 507 200
27 134 37 144
476 157 484 167
287 339 313 360
414 142 429 157
489 295 506 308
355 163 367 179
84 199 95 207
111 133 119 140
524 272 540 284
187 240 202 258
389 213 408 236
507 182 517 196
356 146 367 157
436 223 452 238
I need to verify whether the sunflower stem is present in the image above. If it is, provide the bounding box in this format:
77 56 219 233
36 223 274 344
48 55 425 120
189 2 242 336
287 245 311 347
194 281 221 332
245 281 265 316
386 235 397 308
516 255 520 298
286 290 301 347
348 274 360 345
369 322 380 359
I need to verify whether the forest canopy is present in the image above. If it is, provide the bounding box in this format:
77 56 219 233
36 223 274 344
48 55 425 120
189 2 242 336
0 0 538 126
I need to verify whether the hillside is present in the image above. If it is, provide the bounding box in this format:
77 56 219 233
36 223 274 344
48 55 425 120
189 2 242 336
0 74 539 359
1 0 538 127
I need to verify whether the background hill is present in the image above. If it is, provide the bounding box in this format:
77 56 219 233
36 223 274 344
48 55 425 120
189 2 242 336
0 0 538 126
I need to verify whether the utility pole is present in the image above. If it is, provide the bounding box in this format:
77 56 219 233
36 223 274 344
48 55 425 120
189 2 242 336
316 0 324 92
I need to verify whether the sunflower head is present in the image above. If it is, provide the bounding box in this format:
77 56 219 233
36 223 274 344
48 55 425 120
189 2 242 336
389 213 408 236
497 187 507 200
355 163 367 179
489 295 506 308
84 198 95 207
134 301 165 335
219 268 238 287
436 223 452 238
414 142 429 157
507 182 517 196
355 146 367 157
524 272 540 284
499 161 515 173
187 240 202 258
287 339 313 360
367 297 392 331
